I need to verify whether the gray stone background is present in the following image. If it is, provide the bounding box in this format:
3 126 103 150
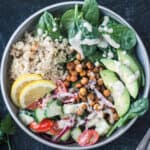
0 0 150 149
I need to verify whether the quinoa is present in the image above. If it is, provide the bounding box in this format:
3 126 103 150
10 33 72 81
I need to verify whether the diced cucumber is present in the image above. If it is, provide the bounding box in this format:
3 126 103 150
71 127 82 142
45 100 63 118
63 104 77 114
60 130 71 141
95 119 111 136
19 113 34 126
34 108 45 122
86 118 99 128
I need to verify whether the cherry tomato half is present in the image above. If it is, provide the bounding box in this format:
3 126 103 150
77 130 99 146
55 80 67 94
29 119 54 133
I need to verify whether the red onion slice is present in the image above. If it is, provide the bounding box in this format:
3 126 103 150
94 88 115 108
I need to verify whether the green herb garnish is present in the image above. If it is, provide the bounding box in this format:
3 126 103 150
0 114 15 150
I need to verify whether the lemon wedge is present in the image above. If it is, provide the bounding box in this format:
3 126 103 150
19 80 56 108
11 74 42 107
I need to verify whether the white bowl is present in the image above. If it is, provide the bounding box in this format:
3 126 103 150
1 1 150 150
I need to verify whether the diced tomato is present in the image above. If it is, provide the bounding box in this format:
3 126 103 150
29 119 54 133
27 99 43 110
77 130 99 146
55 80 67 94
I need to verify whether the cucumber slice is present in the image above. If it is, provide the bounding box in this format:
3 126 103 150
60 129 71 141
63 104 77 114
45 100 63 118
95 119 111 136
86 118 99 128
71 127 82 142
34 108 45 122
19 113 34 126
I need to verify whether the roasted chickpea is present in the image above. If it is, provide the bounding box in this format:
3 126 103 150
79 88 87 96
64 81 70 87
70 70 78 76
80 70 86 77
81 77 88 85
66 75 71 81
70 75 78 82
89 73 96 80
103 89 111 97
76 53 82 60
67 62 75 70
93 103 101 111
87 93 95 101
74 60 80 65
113 113 119 121
86 61 93 69
76 109 83 116
89 101 96 107
93 67 99 73
75 83 82 88
75 64 82 73
81 103 87 110
97 78 104 86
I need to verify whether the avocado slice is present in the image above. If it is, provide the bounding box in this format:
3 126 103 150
100 70 130 117
117 50 144 86
101 59 139 98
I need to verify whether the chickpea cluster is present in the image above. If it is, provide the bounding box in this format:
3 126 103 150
64 53 111 116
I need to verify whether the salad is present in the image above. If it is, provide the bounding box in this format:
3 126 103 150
9 0 149 147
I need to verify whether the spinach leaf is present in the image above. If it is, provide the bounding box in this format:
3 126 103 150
110 25 136 50
82 0 100 26
0 114 15 135
36 11 61 39
87 50 102 63
61 9 83 34
107 98 149 137
82 45 97 57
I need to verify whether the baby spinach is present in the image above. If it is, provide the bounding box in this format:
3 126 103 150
87 50 102 63
110 24 136 50
82 0 100 26
107 97 149 137
36 11 61 39
60 9 83 34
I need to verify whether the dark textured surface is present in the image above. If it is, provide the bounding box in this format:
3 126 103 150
0 0 150 150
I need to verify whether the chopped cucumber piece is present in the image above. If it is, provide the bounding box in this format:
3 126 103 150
60 129 71 141
86 118 100 128
63 104 77 114
71 127 82 142
19 113 34 126
95 119 111 136
34 108 45 122
45 100 63 118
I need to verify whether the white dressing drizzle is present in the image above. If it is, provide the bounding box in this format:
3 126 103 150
103 34 120 49
111 81 125 98
83 21 92 32
80 38 100 45
69 31 84 58
101 16 110 26
127 71 140 83
98 37 109 48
